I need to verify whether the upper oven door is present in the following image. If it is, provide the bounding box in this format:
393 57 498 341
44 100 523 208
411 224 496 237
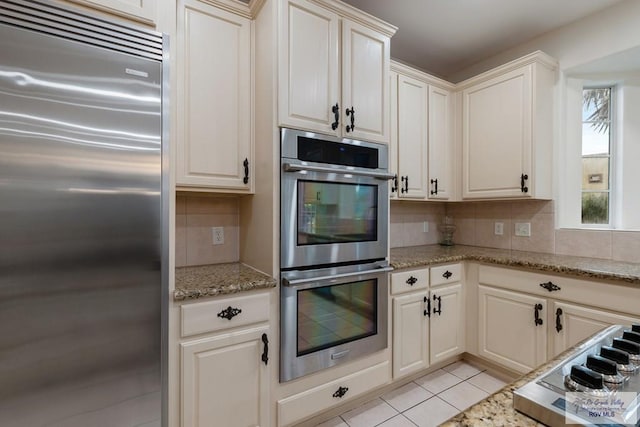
280 129 393 270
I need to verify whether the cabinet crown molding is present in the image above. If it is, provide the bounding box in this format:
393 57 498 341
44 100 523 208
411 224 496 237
391 60 455 90
196 0 253 18
456 50 558 90
309 0 397 37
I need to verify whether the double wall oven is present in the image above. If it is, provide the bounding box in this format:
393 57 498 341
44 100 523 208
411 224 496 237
280 128 394 382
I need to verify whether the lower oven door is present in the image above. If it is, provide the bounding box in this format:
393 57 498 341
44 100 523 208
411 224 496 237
280 262 392 382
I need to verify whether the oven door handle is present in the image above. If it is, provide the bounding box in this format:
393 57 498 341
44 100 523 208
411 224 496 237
282 266 394 287
283 162 396 180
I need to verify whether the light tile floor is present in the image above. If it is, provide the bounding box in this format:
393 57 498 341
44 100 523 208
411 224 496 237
314 361 508 427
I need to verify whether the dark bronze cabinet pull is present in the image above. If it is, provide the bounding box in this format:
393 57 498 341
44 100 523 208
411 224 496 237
243 158 249 184
333 386 348 398
433 295 442 315
261 333 269 365
520 173 529 193
423 295 429 317
540 281 561 292
331 103 340 130
534 303 543 326
430 178 438 195
400 176 409 194
406 276 417 286
391 174 398 193
345 107 355 132
442 270 452 279
555 308 563 333
217 306 242 320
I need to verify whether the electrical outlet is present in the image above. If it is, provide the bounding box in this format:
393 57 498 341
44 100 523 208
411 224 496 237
423 221 429 233
515 222 531 237
494 222 504 236
212 227 224 245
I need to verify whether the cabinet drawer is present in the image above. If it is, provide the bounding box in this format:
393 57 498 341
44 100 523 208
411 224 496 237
430 263 462 286
181 292 270 337
277 361 390 427
478 265 640 317
391 269 429 295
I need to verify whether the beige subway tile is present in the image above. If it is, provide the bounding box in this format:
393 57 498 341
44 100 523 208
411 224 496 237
511 200 554 215
186 213 239 228
176 195 187 215
555 229 612 259
389 222 404 248
403 222 431 247
475 201 511 219
612 231 640 263
475 218 511 249
451 217 476 246
175 214 187 267
186 225 240 266
186 195 239 215
511 213 555 254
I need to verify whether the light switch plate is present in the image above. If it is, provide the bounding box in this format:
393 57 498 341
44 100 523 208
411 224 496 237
494 222 504 235
423 221 429 233
515 222 531 237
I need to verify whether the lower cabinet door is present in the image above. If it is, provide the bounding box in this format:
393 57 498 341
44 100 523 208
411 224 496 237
392 291 429 378
478 285 547 373
181 325 270 427
551 301 640 357
430 283 464 364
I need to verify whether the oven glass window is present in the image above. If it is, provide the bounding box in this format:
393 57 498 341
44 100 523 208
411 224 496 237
297 180 377 245
297 279 377 356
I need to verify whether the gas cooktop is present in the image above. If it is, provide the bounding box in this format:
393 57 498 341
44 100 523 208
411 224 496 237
514 325 640 426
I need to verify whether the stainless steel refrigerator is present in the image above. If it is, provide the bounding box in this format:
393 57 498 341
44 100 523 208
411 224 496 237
0 1 168 426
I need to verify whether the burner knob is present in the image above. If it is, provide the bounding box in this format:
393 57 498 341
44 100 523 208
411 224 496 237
612 338 640 355
586 354 618 376
632 324 640 333
623 330 640 344
601 346 630 365
570 365 604 389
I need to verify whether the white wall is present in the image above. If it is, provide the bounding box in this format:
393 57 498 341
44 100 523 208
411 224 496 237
449 0 640 82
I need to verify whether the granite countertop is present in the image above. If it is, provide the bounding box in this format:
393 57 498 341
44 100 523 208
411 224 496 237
174 262 277 301
440 354 563 426
439 329 615 427
390 245 640 285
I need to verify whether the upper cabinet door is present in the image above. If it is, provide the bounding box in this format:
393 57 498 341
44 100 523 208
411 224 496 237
278 0 340 136
176 0 253 191
397 74 428 199
341 19 390 144
462 66 532 199
67 0 156 24
427 85 453 200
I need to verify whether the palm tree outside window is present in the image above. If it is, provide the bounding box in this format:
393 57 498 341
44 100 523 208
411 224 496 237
581 87 612 225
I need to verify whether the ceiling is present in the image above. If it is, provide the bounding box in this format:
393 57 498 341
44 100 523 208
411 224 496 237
341 0 627 80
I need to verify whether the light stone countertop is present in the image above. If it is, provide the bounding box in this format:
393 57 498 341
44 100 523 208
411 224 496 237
390 244 640 285
174 262 276 301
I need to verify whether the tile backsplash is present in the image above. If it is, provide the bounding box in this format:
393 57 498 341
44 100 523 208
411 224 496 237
175 194 240 267
391 199 640 263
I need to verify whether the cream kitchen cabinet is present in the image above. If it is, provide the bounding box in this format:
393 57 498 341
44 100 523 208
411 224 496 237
476 264 640 374
429 264 464 364
179 292 271 427
459 51 557 199
396 73 429 198
389 61 455 200
478 285 547 374
175 0 253 192
391 264 464 379
551 301 640 358
278 0 394 144
66 0 156 24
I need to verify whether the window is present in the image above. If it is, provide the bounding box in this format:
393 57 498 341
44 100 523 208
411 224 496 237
581 87 613 225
